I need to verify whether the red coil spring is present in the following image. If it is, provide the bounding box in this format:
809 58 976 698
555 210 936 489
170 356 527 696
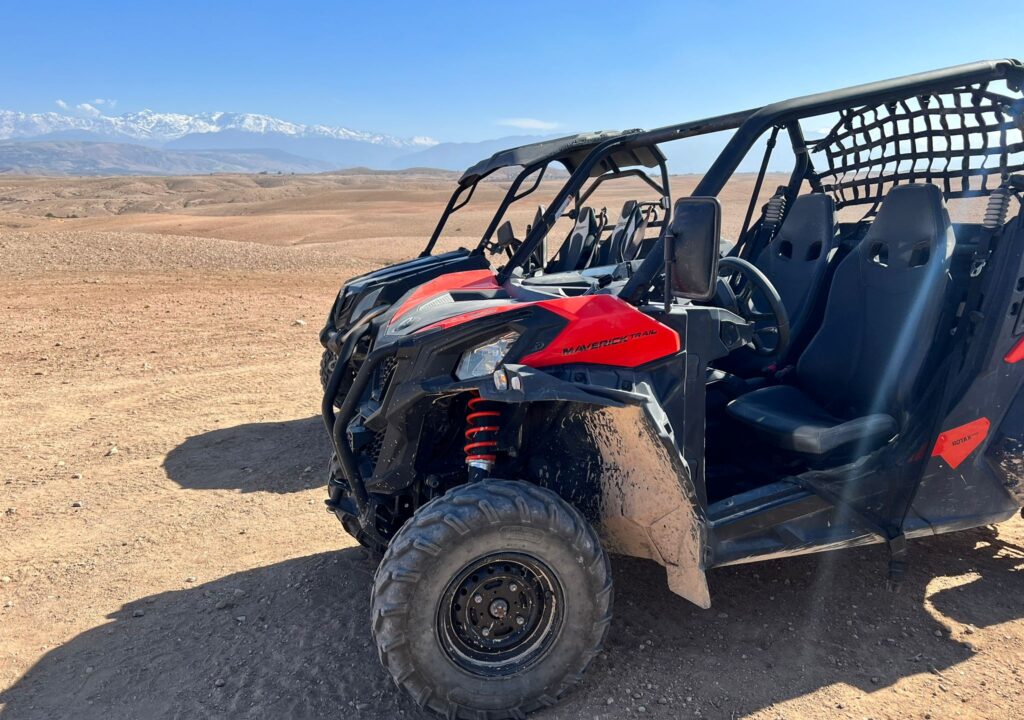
464 394 501 464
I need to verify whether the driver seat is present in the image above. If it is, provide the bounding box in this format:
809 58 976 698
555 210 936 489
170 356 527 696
726 184 955 457
600 200 644 265
546 207 599 273
751 193 837 362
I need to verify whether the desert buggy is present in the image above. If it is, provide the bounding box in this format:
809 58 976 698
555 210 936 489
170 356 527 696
318 59 1024 718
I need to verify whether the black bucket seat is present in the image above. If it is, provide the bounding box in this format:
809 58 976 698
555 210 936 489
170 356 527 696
600 201 645 265
726 183 955 457
546 207 599 273
751 193 838 359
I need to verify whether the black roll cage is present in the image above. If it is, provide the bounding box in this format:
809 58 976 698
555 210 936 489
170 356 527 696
420 135 672 259
493 58 1024 300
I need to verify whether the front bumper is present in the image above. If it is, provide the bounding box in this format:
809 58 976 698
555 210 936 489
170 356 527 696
321 307 539 512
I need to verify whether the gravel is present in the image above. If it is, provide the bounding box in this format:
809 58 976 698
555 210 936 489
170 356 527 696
0 229 376 277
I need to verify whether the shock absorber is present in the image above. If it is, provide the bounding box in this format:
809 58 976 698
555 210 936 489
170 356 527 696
464 392 502 482
983 186 1012 231
971 186 1013 278
762 190 787 238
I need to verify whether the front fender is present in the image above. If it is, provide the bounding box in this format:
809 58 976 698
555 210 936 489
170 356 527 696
420 364 710 608
517 390 710 609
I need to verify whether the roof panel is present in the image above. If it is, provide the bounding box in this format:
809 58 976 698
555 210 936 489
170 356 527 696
459 129 665 183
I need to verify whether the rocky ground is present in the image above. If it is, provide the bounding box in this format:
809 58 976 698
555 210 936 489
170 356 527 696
0 174 1021 720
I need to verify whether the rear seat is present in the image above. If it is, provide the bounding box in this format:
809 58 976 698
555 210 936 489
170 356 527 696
597 201 646 265
542 200 655 274
545 207 600 273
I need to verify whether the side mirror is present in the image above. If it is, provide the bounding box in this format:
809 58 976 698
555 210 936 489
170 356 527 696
664 197 721 302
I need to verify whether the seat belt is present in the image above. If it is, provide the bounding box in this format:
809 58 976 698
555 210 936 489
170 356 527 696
737 126 781 253
726 187 788 302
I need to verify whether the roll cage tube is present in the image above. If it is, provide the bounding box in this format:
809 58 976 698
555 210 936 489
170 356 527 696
421 135 670 260
420 160 573 259
700 58 1019 205
421 173 486 257
578 163 671 215
615 58 1024 304
428 155 674 264
733 120 814 260
475 160 554 251
497 108 757 286
700 59 1023 201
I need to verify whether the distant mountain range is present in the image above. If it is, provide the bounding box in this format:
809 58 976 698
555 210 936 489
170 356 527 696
0 107 779 177
0 109 437 148
0 108 555 176
0 141 336 176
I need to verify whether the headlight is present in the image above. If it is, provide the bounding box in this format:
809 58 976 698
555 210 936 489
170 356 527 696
455 332 520 380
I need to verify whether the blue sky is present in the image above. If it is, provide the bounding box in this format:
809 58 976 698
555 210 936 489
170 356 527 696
1 0 1021 142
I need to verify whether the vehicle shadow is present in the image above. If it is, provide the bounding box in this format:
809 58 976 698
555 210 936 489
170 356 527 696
927 529 1024 630
163 416 331 493
2 525 1021 719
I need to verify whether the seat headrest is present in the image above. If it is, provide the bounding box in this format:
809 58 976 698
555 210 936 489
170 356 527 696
496 220 515 245
769 194 836 263
574 206 596 233
620 199 638 218
859 184 953 269
609 207 632 231
532 205 545 228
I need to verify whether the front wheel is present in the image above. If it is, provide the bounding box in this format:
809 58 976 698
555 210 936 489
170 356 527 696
319 348 337 392
371 480 612 719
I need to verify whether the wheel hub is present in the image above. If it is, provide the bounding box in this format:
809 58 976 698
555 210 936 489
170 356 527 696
439 553 562 675
489 598 509 619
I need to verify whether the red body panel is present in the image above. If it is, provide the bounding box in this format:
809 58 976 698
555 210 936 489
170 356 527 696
396 271 680 369
1005 335 1024 364
519 295 681 368
931 417 991 469
423 294 680 369
390 269 499 322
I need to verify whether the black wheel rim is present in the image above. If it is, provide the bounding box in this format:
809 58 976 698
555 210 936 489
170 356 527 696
438 552 563 676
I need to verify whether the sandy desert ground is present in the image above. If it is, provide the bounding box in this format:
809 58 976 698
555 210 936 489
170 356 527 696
0 172 1022 720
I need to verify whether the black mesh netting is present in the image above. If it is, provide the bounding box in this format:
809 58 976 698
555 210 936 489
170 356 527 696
812 81 1024 215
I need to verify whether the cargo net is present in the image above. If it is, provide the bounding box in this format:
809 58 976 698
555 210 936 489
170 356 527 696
811 81 1024 216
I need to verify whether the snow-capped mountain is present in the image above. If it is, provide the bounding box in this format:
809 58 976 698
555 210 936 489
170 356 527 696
0 107 568 176
0 108 437 148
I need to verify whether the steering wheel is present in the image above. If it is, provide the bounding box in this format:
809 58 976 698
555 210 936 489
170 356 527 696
716 257 790 358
